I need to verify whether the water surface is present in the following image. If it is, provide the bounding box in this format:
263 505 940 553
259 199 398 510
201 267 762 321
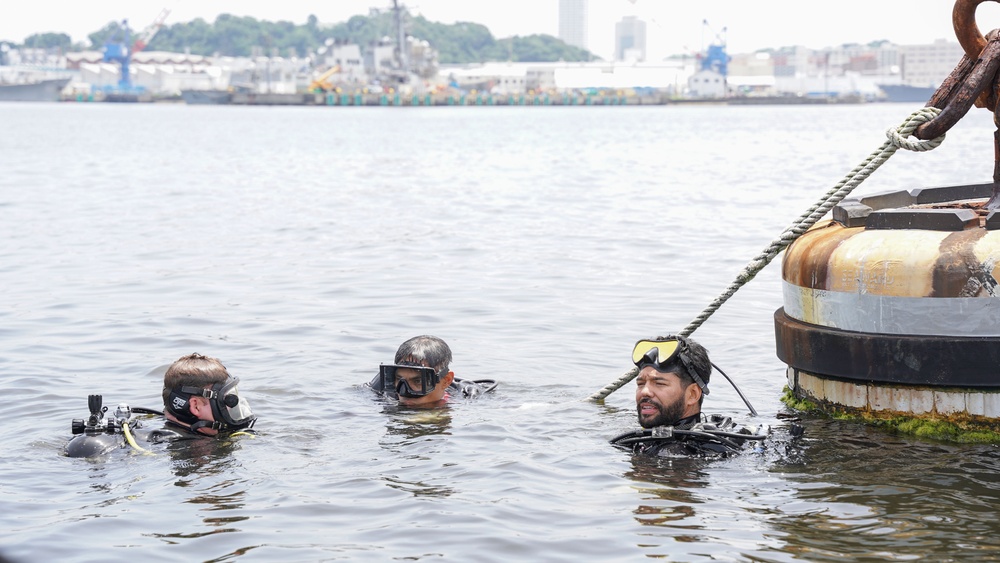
2 101 999 562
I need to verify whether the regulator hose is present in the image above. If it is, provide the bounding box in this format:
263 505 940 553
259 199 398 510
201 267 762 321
122 420 154 455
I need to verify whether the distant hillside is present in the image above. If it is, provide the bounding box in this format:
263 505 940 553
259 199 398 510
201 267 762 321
38 10 597 64
326 14 597 63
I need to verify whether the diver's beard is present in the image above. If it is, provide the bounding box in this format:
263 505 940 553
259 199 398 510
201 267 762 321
638 398 686 428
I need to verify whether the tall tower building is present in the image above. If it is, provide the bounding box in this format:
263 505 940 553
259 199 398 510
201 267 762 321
558 0 588 51
615 16 647 62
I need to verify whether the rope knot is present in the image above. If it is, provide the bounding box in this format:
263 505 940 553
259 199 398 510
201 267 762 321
886 107 945 152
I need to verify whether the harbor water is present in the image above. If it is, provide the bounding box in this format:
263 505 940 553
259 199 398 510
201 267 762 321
2 100 1000 562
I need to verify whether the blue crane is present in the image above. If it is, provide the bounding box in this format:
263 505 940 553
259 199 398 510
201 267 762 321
699 19 729 77
100 9 169 93
101 20 134 91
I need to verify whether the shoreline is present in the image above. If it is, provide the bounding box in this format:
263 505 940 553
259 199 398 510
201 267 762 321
60 90 883 106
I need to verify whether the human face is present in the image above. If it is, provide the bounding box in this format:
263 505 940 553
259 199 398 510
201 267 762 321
396 367 454 407
635 366 699 428
188 395 219 435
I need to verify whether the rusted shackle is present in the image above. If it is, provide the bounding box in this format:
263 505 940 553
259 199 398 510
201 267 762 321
954 0 1000 65
913 0 1000 140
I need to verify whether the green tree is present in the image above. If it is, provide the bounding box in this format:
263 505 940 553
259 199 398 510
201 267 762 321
88 22 125 50
22 32 73 51
70 10 595 63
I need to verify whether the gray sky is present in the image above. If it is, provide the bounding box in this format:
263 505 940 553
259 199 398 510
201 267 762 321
3 1 995 59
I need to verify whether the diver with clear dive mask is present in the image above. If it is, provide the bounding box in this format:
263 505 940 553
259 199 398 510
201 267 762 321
366 335 497 407
65 353 257 458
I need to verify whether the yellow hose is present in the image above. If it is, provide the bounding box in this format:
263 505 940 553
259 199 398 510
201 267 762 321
122 421 154 455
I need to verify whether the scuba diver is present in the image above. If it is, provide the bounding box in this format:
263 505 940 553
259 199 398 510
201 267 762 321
65 353 257 458
366 335 498 407
610 336 768 457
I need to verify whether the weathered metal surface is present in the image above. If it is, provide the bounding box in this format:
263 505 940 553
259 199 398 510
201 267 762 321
782 221 1000 297
866 208 980 230
787 366 1000 418
832 184 994 227
775 309 1000 386
781 282 1000 336
778 183 1000 389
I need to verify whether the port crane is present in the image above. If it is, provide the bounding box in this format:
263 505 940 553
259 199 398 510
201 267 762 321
101 8 170 92
309 65 342 93
699 19 729 77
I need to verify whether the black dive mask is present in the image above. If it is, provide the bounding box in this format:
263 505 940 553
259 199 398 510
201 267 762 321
379 364 443 398
166 376 256 432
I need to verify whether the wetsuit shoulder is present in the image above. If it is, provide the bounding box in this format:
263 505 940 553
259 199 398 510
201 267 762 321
612 413 758 457
132 422 201 443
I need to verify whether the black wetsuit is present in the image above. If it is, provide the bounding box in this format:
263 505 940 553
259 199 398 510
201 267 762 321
366 374 498 400
131 421 206 443
610 413 763 457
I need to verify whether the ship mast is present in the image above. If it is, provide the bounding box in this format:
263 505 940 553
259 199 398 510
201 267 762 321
392 0 408 80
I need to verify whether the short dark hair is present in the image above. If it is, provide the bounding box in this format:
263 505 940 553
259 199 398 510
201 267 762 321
652 335 711 394
394 335 452 374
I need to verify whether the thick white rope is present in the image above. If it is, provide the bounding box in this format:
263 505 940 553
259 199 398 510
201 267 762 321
588 107 945 402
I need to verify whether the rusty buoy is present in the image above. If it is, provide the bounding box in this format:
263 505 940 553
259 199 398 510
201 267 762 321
775 183 1000 424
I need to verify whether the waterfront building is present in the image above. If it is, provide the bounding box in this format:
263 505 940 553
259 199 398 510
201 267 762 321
727 52 776 95
67 51 233 94
687 68 726 98
615 16 647 63
0 31 968 102
898 39 965 87
558 0 588 51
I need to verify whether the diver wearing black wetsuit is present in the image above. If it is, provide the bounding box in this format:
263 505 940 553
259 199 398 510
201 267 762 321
65 353 258 458
367 373 498 400
610 336 767 457
367 335 498 406
611 413 763 457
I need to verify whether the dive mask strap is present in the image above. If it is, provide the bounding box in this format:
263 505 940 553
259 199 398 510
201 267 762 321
190 419 224 434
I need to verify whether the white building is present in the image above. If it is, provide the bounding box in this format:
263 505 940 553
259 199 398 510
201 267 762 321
687 69 726 98
559 0 588 51
443 60 692 94
899 39 965 87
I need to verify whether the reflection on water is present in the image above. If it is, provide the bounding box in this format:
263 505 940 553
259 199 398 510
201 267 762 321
380 403 457 497
626 456 711 527
760 416 1000 561
381 405 455 442
2 102 1000 561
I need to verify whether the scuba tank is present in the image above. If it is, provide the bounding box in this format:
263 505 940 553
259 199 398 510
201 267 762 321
65 395 135 458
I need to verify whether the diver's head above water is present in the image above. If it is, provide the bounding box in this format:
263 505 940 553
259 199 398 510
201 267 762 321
632 335 711 428
380 335 455 407
162 353 256 435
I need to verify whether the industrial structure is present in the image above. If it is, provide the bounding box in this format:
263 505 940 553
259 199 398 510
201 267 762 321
99 8 169 99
